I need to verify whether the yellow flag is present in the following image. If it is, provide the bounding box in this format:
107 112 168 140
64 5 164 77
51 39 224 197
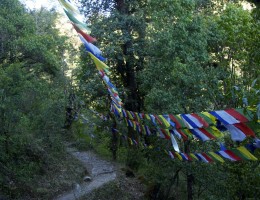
113 103 122 114
88 52 109 71
201 112 216 123
134 112 141 123
209 126 224 138
190 153 199 161
175 152 183 161
158 115 170 128
237 146 258 161
133 122 137 131
145 114 150 120
208 152 225 163
128 138 133 145
126 111 134 120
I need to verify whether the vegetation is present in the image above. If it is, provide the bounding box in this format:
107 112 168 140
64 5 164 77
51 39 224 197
0 0 86 199
74 0 260 199
0 0 259 199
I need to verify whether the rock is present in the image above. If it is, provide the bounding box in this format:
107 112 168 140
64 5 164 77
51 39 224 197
83 176 92 182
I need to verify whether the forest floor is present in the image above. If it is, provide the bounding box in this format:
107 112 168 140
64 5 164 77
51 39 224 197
55 145 146 200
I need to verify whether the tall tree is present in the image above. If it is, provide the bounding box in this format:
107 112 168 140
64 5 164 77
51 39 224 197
77 0 148 111
0 0 73 198
76 0 148 161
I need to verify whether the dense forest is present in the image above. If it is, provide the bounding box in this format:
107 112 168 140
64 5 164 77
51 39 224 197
0 0 259 199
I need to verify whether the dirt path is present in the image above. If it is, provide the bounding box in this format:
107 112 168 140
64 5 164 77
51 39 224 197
55 148 117 200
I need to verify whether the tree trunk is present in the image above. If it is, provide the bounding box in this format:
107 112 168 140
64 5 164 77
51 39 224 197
187 174 194 200
185 141 194 200
110 115 118 160
114 0 146 170
115 0 144 112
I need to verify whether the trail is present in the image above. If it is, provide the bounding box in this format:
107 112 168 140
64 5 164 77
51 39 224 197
55 148 117 200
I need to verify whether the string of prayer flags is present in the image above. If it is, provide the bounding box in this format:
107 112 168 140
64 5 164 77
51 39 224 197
79 112 259 164
120 113 255 142
168 144 258 163
81 114 259 163
158 128 171 140
59 0 121 110
112 128 145 147
143 125 151 135
157 115 171 128
98 70 122 105
58 1 259 164
115 107 257 143
168 114 183 128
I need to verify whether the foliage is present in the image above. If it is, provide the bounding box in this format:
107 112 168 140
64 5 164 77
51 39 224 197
44 0 260 199
0 0 83 198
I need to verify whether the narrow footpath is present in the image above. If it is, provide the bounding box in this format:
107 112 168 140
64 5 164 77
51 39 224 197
55 148 117 200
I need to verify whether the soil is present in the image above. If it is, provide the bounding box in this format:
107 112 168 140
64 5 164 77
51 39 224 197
55 147 146 200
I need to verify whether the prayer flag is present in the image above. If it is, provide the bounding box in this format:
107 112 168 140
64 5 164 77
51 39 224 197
225 124 246 142
88 52 109 72
225 108 249 123
170 133 180 152
210 110 239 125
72 23 97 43
208 152 225 163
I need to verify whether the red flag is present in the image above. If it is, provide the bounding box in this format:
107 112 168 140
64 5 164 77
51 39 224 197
225 150 242 161
225 108 249 123
198 128 216 140
169 114 181 129
201 153 214 163
154 115 163 125
72 23 97 43
233 123 255 137
191 113 209 127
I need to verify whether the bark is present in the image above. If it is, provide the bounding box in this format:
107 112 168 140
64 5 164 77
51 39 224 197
114 0 144 112
110 114 118 160
185 141 194 200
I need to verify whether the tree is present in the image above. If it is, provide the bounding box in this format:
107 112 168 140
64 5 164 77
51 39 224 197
73 0 260 199
76 0 148 161
0 0 73 198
